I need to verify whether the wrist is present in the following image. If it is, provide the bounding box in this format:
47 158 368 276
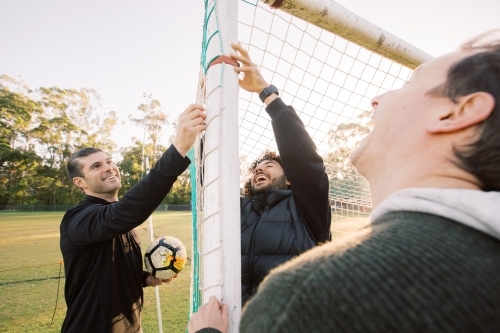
263 93 279 105
142 271 149 287
259 85 279 105
257 84 269 93
173 142 187 158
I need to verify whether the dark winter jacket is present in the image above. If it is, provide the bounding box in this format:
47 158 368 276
60 145 190 333
240 98 331 305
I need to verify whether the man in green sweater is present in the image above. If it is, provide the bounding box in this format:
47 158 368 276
189 30 500 333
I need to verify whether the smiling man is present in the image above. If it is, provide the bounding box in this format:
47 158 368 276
60 104 206 333
233 43 332 305
189 30 500 333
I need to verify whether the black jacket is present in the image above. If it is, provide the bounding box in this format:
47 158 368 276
60 145 190 333
240 98 331 305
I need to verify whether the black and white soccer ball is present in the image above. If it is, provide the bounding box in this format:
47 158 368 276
144 236 187 280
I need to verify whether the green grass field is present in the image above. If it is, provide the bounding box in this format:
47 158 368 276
0 211 194 333
0 210 369 333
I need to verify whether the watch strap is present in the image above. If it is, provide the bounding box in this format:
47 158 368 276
258 85 279 103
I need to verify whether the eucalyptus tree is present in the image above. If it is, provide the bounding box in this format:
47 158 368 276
129 98 169 167
0 75 42 205
323 113 371 199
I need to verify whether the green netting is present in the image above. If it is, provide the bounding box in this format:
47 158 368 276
188 148 201 314
189 0 227 314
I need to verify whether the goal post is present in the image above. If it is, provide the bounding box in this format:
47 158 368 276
190 0 241 331
261 0 433 68
190 0 431 330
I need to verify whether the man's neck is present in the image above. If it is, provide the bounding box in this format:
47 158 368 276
368 164 481 209
85 191 119 202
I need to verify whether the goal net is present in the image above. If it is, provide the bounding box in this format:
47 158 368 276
190 0 431 330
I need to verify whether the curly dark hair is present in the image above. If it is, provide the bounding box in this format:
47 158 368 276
243 150 291 197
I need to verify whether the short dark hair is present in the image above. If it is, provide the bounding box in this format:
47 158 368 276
243 150 290 197
430 38 500 190
67 148 104 180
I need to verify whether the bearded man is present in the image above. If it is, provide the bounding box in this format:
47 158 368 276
232 43 332 305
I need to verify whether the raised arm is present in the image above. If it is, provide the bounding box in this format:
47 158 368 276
65 104 206 244
267 99 331 243
230 43 331 243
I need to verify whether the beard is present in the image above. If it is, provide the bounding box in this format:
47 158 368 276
251 174 287 195
87 176 122 195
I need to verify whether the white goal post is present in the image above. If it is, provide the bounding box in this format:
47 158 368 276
261 0 432 68
191 0 241 332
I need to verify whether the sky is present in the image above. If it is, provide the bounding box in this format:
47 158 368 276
1 0 499 154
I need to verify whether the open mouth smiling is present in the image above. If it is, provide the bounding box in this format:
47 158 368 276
103 174 118 181
254 174 269 183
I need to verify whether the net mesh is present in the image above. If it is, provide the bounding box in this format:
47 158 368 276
237 1 412 235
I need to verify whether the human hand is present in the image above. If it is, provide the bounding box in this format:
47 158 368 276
230 42 269 94
173 104 206 157
146 274 178 287
187 296 229 333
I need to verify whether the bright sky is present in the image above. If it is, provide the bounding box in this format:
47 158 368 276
2 0 499 152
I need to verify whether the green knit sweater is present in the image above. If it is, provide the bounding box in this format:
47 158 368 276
239 211 500 332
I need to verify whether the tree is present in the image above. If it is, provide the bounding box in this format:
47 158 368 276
0 76 42 205
0 149 41 205
118 139 149 195
129 98 169 167
0 75 119 206
164 170 191 205
323 116 371 200
36 86 117 154
0 76 41 149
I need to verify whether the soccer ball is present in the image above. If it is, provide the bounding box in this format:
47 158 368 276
144 236 187 280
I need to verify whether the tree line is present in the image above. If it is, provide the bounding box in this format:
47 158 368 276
1 73 370 207
0 75 190 206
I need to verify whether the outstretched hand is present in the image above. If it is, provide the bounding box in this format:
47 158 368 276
187 296 229 333
230 42 269 94
173 104 206 157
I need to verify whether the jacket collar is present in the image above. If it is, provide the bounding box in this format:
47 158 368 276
371 188 500 241
266 190 292 208
82 194 115 206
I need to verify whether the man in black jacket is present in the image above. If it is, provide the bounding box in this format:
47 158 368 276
232 42 332 305
60 104 206 333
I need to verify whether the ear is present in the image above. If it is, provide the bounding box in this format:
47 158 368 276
72 177 87 190
427 92 495 133
285 178 291 186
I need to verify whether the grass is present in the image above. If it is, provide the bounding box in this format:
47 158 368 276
0 211 194 333
331 211 370 239
0 210 369 332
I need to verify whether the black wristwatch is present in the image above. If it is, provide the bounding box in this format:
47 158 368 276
259 85 279 103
